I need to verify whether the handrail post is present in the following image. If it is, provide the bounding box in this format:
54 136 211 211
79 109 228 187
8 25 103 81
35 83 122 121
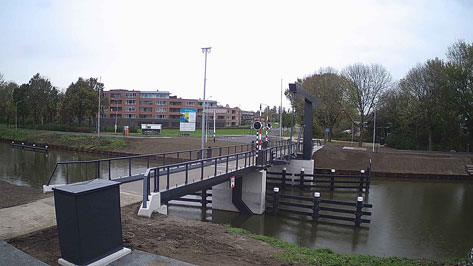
66 164 69 184
201 160 204 180
299 168 305 189
186 163 189 184
219 147 222 156
272 187 280 216
108 160 111 180
330 169 335 191
154 168 158 192
281 168 286 188
162 154 166 166
96 161 100 179
355 196 363 226
226 155 229 173
236 153 239 170
155 168 160 192
312 192 320 222
142 174 148 209
128 158 132 177
166 166 170 190
214 158 217 176
85 163 88 180
147 157 150 168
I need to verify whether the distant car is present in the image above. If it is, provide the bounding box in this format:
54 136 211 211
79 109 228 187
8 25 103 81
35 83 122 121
342 129 352 135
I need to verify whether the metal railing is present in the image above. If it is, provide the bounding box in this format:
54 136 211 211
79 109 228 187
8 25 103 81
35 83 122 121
46 140 292 186
141 142 299 208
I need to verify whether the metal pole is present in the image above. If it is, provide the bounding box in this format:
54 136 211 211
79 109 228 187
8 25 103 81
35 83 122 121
280 78 283 138
213 108 216 142
97 77 101 138
372 105 376 153
201 47 211 158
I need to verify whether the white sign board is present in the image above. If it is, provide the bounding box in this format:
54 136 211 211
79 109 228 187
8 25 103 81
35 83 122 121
179 109 196 132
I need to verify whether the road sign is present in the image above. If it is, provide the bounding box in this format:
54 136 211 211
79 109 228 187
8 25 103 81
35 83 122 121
230 176 235 189
325 128 329 133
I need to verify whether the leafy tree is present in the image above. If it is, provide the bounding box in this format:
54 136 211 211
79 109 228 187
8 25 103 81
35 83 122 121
300 69 347 141
0 74 18 126
446 40 473 144
342 63 392 146
64 77 107 125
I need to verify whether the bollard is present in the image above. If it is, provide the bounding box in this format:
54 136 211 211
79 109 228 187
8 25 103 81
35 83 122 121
299 168 305 189
366 167 371 191
281 168 287 189
272 187 280 216
312 192 320 222
330 169 335 191
359 169 365 192
355 196 363 226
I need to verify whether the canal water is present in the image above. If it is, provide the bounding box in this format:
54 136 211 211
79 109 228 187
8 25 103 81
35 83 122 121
1 142 472 260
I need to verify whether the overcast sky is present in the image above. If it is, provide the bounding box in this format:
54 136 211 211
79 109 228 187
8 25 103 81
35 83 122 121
1 0 472 111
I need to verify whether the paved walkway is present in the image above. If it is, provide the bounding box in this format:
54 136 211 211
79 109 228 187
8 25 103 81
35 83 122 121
0 191 142 240
0 240 48 266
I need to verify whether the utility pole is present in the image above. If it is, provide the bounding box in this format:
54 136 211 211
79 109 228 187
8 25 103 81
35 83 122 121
372 105 377 153
201 47 211 158
280 78 283 138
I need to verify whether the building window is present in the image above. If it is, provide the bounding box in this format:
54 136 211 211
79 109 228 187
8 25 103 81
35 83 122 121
125 100 136 105
110 100 122 105
156 114 166 119
170 101 182 106
227 116 231 120
169 115 180 119
141 93 169 99
156 107 167 113
125 107 136 112
110 107 122 112
156 100 167 105
140 107 153 112
124 114 136 118
218 115 224 119
125 92 136 98
110 114 122 118
186 101 196 106
232 116 236 120
140 100 153 105
139 114 153 118
170 108 180 113
110 93 122 98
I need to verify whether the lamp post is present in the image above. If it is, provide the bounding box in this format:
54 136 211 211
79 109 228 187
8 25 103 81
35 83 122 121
201 47 211 158
15 100 22 130
114 101 118 134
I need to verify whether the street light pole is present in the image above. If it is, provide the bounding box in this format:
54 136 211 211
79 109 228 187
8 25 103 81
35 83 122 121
201 47 211 158
15 100 22 130
372 105 377 153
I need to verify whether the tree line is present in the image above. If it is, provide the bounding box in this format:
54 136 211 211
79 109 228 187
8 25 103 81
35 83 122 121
0 74 107 128
289 40 473 152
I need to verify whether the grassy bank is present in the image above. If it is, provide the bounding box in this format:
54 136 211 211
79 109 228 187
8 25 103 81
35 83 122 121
0 124 127 151
227 227 466 266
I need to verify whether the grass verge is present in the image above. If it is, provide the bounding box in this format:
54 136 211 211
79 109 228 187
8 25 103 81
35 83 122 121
0 124 127 151
227 226 466 266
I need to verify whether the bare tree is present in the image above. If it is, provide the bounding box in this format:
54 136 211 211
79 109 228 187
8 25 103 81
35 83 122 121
342 63 392 147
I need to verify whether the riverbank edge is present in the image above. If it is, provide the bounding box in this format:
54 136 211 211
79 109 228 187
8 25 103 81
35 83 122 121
315 168 473 180
0 137 138 157
226 226 467 265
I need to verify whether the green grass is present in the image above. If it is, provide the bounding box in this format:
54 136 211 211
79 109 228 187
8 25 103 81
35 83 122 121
106 127 256 137
0 124 127 151
227 227 466 266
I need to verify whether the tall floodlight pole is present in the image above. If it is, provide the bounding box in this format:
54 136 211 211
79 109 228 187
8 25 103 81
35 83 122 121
372 105 377 153
280 78 283 138
201 47 211 158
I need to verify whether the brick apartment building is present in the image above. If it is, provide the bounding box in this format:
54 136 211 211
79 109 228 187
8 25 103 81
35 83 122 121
103 90 243 128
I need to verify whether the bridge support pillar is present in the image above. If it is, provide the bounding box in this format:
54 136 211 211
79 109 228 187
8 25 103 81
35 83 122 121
138 192 168 217
269 159 314 186
212 170 267 214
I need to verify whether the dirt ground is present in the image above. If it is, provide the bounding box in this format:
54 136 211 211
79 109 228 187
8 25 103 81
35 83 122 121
8 203 299 266
314 147 473 176
0 180 49 209
117 137 249 155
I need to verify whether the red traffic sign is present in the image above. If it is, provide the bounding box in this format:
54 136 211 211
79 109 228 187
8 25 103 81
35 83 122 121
230 176 235 189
